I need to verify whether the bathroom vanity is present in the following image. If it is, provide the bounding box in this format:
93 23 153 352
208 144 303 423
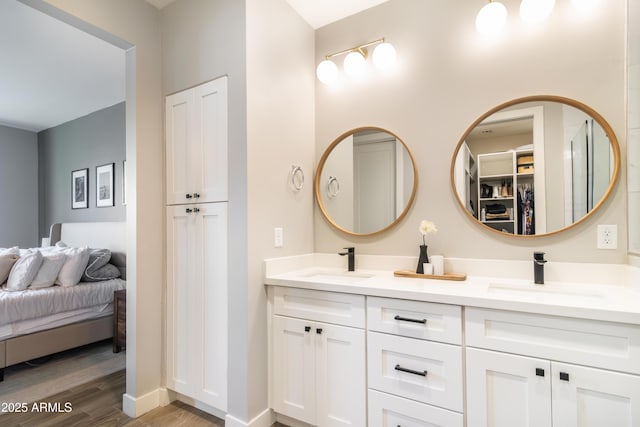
265 254 640 427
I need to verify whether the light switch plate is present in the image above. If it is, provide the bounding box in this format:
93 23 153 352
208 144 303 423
274 227 284 248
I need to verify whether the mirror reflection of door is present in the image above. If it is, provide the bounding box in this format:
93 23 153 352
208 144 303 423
353 133 396 234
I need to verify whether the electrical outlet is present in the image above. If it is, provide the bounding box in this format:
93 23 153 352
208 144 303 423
597 224 617 250
274 227 284 248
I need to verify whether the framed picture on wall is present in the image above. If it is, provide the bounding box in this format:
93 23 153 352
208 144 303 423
71 168 89 209
96 163 115 207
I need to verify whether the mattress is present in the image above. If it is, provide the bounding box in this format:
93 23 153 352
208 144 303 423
0 278 125 326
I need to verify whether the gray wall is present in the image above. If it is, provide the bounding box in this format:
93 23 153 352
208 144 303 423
0 125 39 247
38 102 126 238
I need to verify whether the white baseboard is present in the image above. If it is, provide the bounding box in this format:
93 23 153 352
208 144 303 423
122 388 163 417
226 408 273 427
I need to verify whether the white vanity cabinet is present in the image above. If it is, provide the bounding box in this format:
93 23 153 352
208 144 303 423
165 76 228 205
271 287 366 427
366 297 464 427
466 307 640 427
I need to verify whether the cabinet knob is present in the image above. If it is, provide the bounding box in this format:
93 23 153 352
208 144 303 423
316 328 323 335
185 193 193 199
185 208 193 213
536 368 545 377
194 207 200 213
193 193 200 198
304 326 311 332
559 372 570 381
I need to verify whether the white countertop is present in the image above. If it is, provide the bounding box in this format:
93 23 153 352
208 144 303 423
264 254 640 325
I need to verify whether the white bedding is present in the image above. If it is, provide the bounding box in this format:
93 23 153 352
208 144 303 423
0 278 125 325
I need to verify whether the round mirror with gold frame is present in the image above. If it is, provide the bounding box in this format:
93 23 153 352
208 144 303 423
315 127 418 237
450 95 620 238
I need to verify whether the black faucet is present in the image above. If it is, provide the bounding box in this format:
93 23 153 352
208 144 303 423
339 247 355 272
533 252 547 284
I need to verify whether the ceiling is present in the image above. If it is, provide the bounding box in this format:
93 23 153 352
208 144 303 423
146 0 391 29
0 1 125 133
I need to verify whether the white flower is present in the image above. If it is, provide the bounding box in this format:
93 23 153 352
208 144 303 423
419 220 437 245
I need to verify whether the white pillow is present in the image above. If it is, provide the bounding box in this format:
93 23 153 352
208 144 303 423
30 252 66 289
0 246 19 257
6 250 43 291
55 246 90 287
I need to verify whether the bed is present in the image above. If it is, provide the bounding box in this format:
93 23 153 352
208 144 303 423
0 221 126 381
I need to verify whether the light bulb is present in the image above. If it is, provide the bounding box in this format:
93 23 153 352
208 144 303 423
372 42 396 70
343 51 367 77
520 0 555 23
316 59 338 85
475 1 507 37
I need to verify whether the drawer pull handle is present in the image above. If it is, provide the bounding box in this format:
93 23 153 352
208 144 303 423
394 364 427 377
316 328 323 335
560 372 570 381
394 315 427 324
304 326 311 332
536 368 545 377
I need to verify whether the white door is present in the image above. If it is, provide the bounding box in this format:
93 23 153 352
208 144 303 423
466 348 552 427
198 202 228 410
315 323 366 427
353 139 395 234
552 362 640 427
272 315 316 425
166 205 198 397
166 77 227 205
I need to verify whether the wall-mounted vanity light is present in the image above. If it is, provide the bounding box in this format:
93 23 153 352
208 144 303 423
316 38 396 85
476 0 599 37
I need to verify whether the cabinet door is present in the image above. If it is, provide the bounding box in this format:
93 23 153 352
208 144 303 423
166 89 196 205
166 205 198 396
272 315 316 425
198 202 228 410
315 322 366 427
193 77 227 203
466 348 551 427
166 77 227 205
552 362 640 427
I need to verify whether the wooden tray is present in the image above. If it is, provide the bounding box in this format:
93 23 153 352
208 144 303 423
393 270 467 281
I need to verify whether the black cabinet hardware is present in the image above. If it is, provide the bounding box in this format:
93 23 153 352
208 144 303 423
394 315 427 324
394 364 427 377
560 372 570 381
186 193 193 199
186 208 193 213
536 368 545 377
194 207 200 213
194 193 200 198
304 326 311 332
316 328 323 334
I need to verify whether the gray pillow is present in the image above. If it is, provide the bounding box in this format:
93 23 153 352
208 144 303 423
83 263 121 282
0 254 19 284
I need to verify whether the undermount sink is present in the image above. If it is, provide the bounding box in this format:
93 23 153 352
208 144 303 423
488 280 604 299
297 269 375 284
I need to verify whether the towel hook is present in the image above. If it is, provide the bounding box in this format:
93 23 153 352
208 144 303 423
289 165 304 191
326 176 340 199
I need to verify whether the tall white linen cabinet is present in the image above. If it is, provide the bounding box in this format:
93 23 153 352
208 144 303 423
165 76 229 412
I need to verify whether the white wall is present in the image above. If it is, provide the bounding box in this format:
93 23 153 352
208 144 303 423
629 0 640 261
315 0 627 264
0 125 38 248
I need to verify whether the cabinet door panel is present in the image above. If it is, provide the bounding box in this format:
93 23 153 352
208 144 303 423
466 348 551 427
195 77 228 203
272 315 315 425
166 90 195 205
552 362 640 427
166 206 197 394
368 389 463 427
316 323 366 427
200 203 228 410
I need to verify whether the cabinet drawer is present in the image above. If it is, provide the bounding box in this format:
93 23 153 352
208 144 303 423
367 331 463 412
368 389 462 427
367 297 461 344
273 287 365 328
466 307 640 374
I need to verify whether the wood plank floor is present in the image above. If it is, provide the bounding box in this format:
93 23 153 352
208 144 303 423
1 369 289 426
